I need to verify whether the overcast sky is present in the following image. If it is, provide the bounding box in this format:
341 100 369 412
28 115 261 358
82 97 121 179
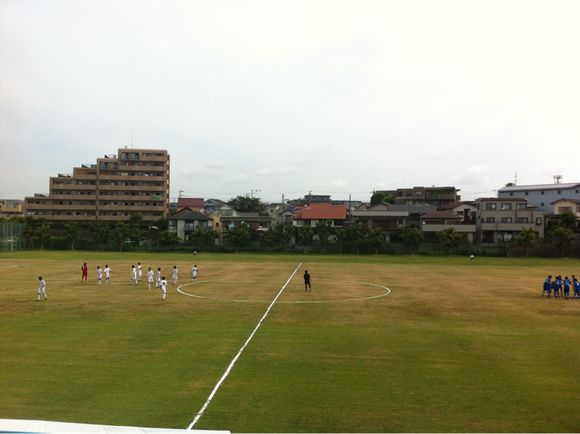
1 0 579 203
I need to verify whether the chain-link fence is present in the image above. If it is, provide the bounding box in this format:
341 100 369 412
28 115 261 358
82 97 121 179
0 222 24 251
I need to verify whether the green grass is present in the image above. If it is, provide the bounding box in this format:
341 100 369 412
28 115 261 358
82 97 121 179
0 251 579 432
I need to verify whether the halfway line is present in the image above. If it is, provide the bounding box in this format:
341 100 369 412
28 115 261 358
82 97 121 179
186 262 303 430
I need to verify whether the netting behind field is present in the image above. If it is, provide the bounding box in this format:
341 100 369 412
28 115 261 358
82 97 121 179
0 222 24 251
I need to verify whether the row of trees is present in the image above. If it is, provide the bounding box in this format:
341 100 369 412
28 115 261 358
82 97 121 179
4 209 579 256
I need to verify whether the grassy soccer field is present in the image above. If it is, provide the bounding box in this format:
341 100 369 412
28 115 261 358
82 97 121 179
0 251 579 432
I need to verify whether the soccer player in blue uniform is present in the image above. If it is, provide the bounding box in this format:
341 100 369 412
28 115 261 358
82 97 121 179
573 276 580 299
543 275 552 297
552 276 560 299
563 276 571 299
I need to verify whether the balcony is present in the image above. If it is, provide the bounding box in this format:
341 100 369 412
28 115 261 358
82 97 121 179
24 204 96 211
480 223 540 232
98 174 166 182
50 184 96 191
421 224 476 233
98 204 166 212
97 184 166 192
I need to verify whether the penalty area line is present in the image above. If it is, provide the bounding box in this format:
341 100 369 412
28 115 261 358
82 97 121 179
186 262 303 430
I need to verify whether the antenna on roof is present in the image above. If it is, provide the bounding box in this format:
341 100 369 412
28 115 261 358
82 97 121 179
554 174 563 184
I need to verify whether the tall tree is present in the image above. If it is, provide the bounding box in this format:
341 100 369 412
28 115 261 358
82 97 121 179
514 228 537 256
64 222 81 250
395 225 424 253
437 228 464 255
227 196 265 214
550 225 576 257
228 223 253 250
35 224 51 249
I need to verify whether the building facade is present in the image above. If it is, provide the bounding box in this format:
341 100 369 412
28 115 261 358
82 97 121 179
498 182 580 213
24 148 170 222
475 198 544 243
0 200 24 218
377 186 460 208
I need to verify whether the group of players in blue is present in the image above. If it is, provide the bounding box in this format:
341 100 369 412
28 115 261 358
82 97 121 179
542 275 580 298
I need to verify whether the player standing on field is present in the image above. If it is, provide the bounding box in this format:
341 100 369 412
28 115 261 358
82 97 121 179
130 265 137 285
146 267 154 290
191 265 198 281
104 265 111 284
160 276 168 301
96 265 103 285
543 275 551 296
81 263 88 282
137 262 143 283
573 276 580 298
304 270 311 291
156 267 162 288
37 276 47 301
172 265 178 285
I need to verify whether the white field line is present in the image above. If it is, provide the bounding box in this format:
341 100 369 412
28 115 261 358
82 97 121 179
177 280 391 304
0 264 18 270
185 262 303 430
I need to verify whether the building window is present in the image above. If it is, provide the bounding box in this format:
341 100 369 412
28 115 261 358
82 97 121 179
500 203 512 211
485 203 497 210
509 192 513 196
525 192 528 196
560 206 573 213
517 217 529 223
501 217 513 223
486 217 495 223
541 191 544 195
516 203 526 210
541 202 544 207
557 190 561 194
536 218 543 225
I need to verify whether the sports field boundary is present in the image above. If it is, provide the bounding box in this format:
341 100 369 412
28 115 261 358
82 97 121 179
185 262 303 430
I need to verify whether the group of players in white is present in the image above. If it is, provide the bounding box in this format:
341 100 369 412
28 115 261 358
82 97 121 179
36 263 199 302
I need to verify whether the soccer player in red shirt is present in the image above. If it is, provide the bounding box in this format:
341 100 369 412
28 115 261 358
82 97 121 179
81 263 88 282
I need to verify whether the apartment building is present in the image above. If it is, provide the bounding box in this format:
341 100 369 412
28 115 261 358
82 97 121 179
24 148 170 222
475 198 544 243
0 200 24 218
377 186 460 208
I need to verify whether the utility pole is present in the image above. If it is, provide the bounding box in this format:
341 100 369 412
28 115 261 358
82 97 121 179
250 189 261 198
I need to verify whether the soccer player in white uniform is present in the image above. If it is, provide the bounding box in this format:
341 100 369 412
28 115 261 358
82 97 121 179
37 276 47 301
146 267 154 290
104 265 111 284
171 265 178 285
156 267 162 288
130 265 138 285
191 265 198 281
96 265 103 285
160 276 168 301
137 262 143 283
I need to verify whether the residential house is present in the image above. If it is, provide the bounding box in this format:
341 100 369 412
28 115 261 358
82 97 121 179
550 198 580 220
211 205 272 234
420 211 476 242
176 197 204 212
293 203 347 227
475 197 544 243
168 207 212 241
351 203 408 233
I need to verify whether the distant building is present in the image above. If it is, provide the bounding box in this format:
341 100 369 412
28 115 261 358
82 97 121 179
176 197 204 212
475 197 544 243
498 182 580 213
376 186 460 209
0 200 24 218
293 203 347 227
204 198 226 215
420 210 476 243
24 148 170 222
288 194 331 206
549 198 580 221
168 207 212 241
